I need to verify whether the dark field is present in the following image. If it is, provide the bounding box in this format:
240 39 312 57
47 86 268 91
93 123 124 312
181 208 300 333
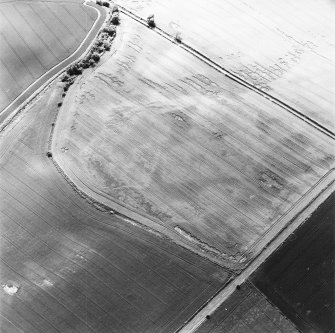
253 192 335 333
0 83 230 332
195 282 297 333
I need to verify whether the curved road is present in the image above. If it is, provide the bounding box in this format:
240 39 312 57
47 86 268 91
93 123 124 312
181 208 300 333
0 1 107 126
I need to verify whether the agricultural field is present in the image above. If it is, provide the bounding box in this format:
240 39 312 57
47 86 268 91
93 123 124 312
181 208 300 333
116 0 335 132
195 282 298 333
0 80 230 332
252 192 335 333
1 0 334 331
53 16 335 268
0 0 98 112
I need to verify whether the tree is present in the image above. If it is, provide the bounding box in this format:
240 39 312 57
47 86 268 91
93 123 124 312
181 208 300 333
81 59 90 69
103 1 110 7
96 0 102 5
67 63 82 76
103 25 116 37
112 5 119 13
96 39 104 47
62 73 70 82
103 41 111 50
175 32 182 43
147 14 155 28
91 52 100 62
111 12 120 25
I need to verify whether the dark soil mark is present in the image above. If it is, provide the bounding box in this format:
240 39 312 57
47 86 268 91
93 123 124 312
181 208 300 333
252 192 335 333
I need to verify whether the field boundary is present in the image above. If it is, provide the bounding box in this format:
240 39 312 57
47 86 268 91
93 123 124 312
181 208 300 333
114 3 335 140
51 10 335 270
177 173 335 332
0 0 107 129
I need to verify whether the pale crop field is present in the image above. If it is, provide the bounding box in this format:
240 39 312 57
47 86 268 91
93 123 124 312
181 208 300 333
54 17 335 266
0 1 97 111
116 0 335 132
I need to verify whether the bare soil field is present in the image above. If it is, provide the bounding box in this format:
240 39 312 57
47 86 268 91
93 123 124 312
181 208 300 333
53 16 335 268
252 191 335 333
0 81 230 332
116 0 335 132
195 282 298 333
0 0 97 112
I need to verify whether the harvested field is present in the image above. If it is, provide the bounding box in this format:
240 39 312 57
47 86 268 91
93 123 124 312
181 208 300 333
116 0 335 132
252 191 335 333
53 16 335 267
0 1 97 112
195 282 298 333
0 81 230 332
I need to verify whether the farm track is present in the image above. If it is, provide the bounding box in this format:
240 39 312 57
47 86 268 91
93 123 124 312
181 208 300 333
115 4 335 140
0 80 230 332
0 1 106 128
48 13 334 327
252 192 335 332
178 172 335 332
1 2 333 330
52 14 334 270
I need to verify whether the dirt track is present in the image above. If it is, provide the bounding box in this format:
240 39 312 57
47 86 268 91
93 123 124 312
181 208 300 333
0 1 106 127
253 192 335 332
0 78 230 332
50 8 335 331
1 2 333 331
178 175 335 332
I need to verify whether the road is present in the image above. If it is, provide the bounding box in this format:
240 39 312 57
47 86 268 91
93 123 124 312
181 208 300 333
0 76 229 333
1 2 333 331
0 1 107 127
177 172 335 332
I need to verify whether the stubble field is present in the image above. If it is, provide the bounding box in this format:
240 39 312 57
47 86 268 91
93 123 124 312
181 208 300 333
195 282 298 333
0 0 97 112
0 81 229 332
116 0 335 132
53 16 335 267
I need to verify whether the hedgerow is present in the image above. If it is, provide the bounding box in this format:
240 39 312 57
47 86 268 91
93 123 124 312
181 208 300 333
61 8 118 86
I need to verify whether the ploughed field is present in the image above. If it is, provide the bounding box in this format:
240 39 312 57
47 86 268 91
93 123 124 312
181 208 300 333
117 0 335 132
196 282 298 333
0 0 97 112
0 81 230 332
252 192 335 333
53 16 335 266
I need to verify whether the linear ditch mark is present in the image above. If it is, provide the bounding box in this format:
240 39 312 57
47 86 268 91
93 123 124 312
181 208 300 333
115 4 335 140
